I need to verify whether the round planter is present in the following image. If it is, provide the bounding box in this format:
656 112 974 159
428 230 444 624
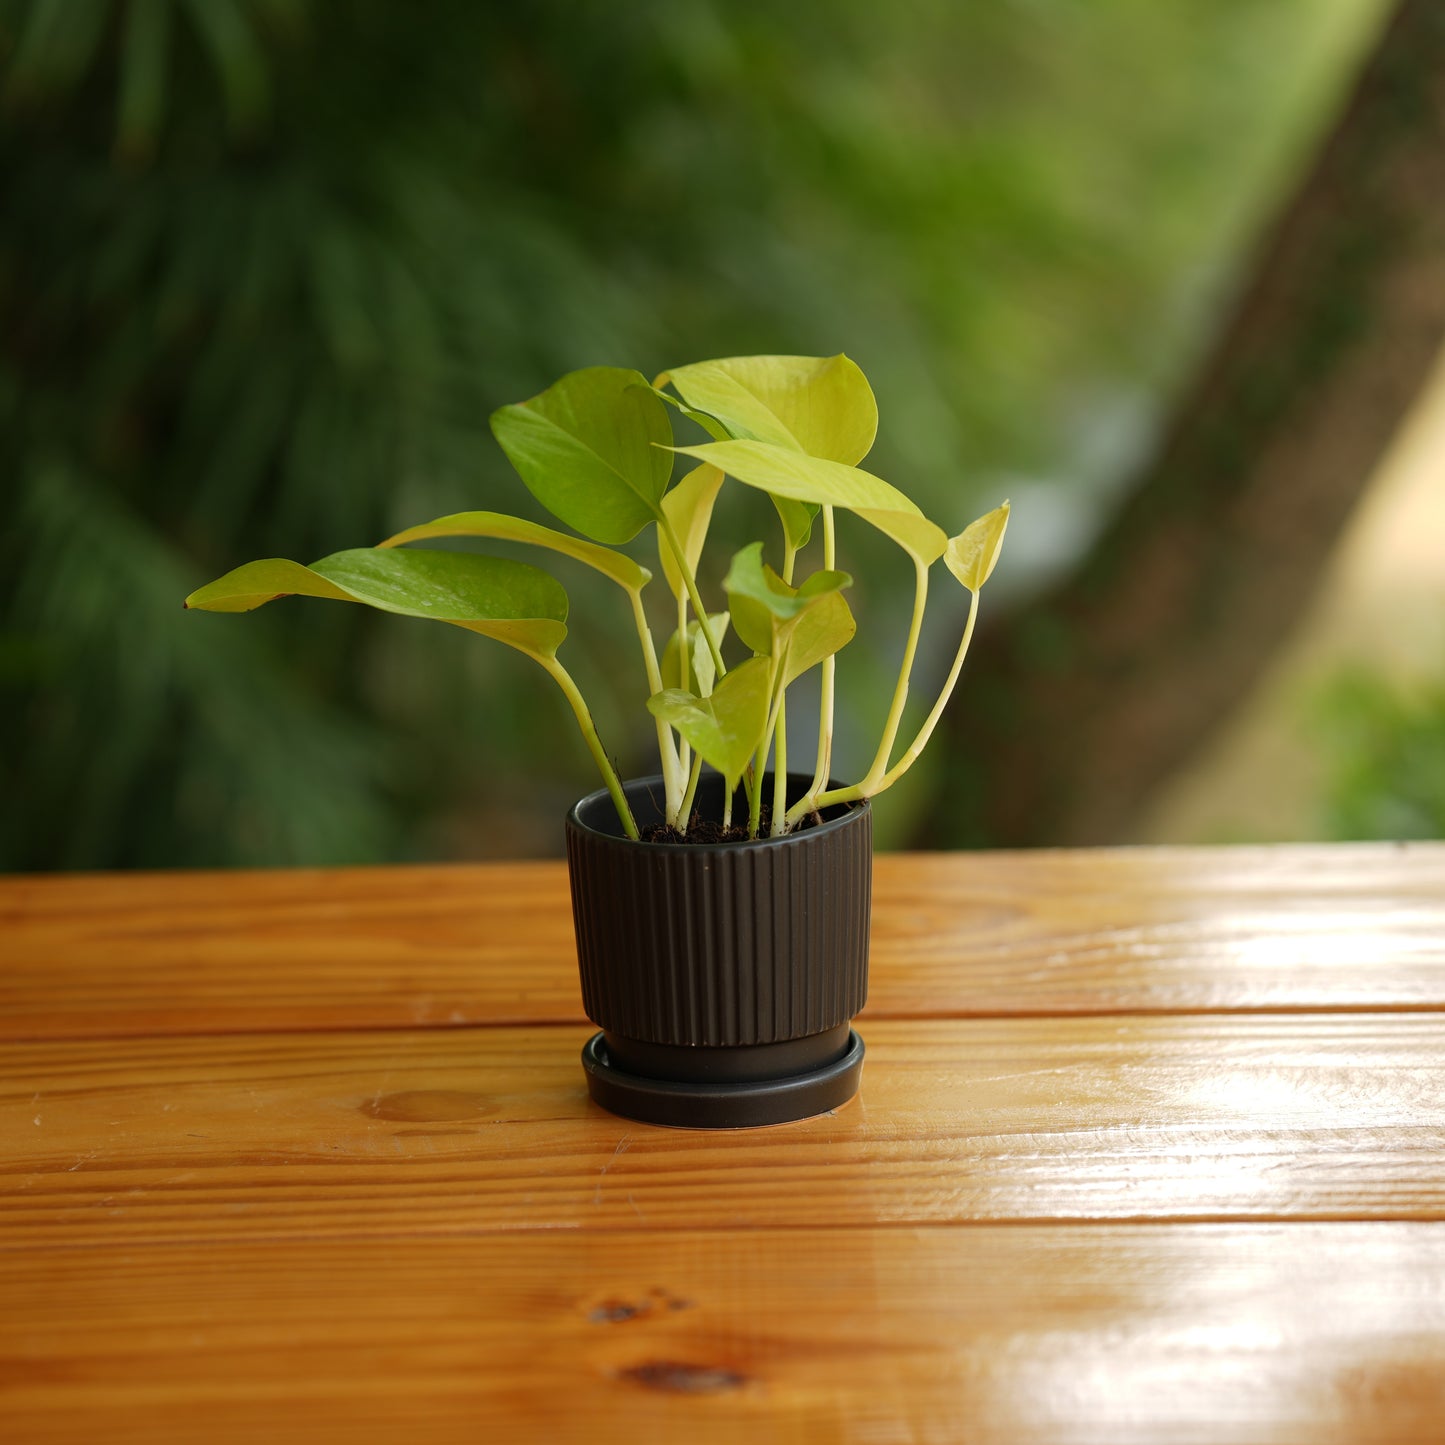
565 772 871 1128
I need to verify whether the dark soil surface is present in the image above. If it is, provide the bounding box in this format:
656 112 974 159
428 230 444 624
641 805 824 845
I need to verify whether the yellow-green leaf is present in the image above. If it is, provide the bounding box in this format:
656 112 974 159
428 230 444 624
379 510 650 592
658 463 724 601
646 655 772 791
781 589 856 687
772 494 818 551
185 548 569 660
673 439 946 565
662 612 730 697
944 501 1011 593
490 366 673 544
724 543 853 664
656 354 878 466
183 558 354 613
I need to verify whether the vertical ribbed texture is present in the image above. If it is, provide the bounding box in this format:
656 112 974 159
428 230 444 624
566 774 871 1047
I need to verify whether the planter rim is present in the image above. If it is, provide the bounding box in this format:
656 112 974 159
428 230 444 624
567 771 870 852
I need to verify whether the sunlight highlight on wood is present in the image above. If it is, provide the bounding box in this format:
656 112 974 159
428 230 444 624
4 841 1442 1440
3 844 1441 1041
3 1225 1442 1445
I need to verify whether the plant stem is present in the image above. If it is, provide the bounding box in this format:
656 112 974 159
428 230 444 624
629 586 682 820
803 588 982 818
678 751 703 826
674 586 691 778
771 699 788 836
538 654 640 841
859 555 929 793
878 587 980 789
804 505 838 809
748 733 766 838
658 511 726 682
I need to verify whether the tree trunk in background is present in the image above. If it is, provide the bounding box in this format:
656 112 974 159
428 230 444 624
923 0 1445 849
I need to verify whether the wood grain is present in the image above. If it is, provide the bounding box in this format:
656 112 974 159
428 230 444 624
5 1015 1443 1246
4 843 1443 1041
3 1224 1443 1445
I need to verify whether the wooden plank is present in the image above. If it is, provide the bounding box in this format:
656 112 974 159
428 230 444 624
2 1224 1443 1444
3 843 1443 1042
5 1016 1443 1246
0 861 578 1041
873 842 1445 1018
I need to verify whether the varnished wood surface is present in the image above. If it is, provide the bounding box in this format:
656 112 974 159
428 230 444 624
3 842 1444 1442
4 842 1443 1041
5 1016 1445 1246
4 1225 1443 1445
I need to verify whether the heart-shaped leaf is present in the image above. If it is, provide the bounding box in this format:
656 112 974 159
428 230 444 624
651 387 733 443
379 510 649 592
781 588 856 687
772 494 819 552
185 548 569 660
658 463 724 601
656 354 878 466
646 655 772 792
661 612 730 697
944 501 1011 593
724 542 852 659
490 366 673 544
673 439 946 564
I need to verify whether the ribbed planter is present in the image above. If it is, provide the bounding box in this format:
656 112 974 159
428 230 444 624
565 772 872 1128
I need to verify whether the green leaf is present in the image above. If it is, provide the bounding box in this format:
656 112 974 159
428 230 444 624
490 366 674 544
723 542 852 660
658 463 724 601
944 501 1011 593
184 558 354 613
650 387 732 443
724 542 850 621
646 656 772 792
673 439 947 564
656 354 878 466
662 612 730 697
781 589 856 687
185 548 569 660
772 494 819 552
379 510 650 592
722 542 784 654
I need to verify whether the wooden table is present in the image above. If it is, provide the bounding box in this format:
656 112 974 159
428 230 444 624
3 843 1445 1442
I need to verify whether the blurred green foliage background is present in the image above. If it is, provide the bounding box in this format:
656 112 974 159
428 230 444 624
2 0 1393 868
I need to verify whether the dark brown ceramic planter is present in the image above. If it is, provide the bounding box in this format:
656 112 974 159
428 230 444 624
565 772 871 1128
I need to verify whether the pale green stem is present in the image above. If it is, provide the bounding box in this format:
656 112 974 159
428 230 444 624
859 555 929 793
722 776 734 830
749 665 785 838
748 734 766 838
537 654 639 841
791 549 932 825
629 586 682 819
878 587 980 789
765 532 801 836
801 506 838 813
804 588 981 818
674 585 691 778
771 700 788 837
658 511 726 681
678 751 704 827
750 649 794 836
806 779 867 814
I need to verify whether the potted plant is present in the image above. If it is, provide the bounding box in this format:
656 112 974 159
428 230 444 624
185 354 1008 1128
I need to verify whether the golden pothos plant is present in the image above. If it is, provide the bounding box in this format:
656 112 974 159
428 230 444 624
186 355 1008 841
